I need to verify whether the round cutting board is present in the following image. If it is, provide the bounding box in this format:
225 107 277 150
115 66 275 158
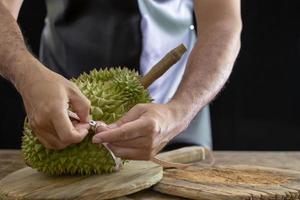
154 164 300 200
0 160 162 200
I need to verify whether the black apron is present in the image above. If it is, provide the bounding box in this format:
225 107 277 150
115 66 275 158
40 0 142 78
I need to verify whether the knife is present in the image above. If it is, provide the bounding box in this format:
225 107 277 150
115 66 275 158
67 110 122 171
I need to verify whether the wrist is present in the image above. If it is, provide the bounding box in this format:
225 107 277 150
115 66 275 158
11 53 47 94
166 101 191 127
167 98 201 125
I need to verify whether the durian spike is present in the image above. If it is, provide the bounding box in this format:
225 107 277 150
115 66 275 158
140 44 187 89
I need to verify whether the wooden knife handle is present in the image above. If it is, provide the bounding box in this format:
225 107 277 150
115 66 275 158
156 146 206 164
140 44 187 89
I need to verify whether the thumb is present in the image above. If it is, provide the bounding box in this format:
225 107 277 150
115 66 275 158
69 88 91 122
109 104 147 128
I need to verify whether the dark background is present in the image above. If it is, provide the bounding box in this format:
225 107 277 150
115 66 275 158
1 1 300 150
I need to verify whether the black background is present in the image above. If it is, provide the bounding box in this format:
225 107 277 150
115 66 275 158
1 0 300 150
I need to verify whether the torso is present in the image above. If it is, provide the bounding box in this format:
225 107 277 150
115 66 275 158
41 0 212 148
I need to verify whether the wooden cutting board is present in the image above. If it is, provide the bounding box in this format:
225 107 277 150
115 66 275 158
0 146 205 200
154 164 300 200
0 160 162 200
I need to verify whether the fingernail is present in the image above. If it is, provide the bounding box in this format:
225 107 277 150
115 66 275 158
108 123 118 129
92 136 102 143
96 125 109 133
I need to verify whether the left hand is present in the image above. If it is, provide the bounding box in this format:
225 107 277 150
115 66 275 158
92 103 187 160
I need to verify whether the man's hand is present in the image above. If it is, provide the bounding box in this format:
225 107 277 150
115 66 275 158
92 103 187 160
19 58 91 150
0 1 92 149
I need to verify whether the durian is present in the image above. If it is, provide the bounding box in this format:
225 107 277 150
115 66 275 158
22 68 151 176
21 44 186 176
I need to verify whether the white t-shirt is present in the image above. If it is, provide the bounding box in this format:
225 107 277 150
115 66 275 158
138 0 212 148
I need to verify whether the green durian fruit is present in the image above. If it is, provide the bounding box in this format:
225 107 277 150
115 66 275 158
22 68 152 176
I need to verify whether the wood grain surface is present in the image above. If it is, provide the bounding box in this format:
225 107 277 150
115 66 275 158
154 164 300 200
0 160 162 200
2 150 300 200
214 151 300 171
0 150 25 180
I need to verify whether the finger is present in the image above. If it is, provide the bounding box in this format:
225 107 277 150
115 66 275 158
74 122 90 130
110 137 150 148
69 87 91 122
35 135 54 149
30 119 57 138
95 121 109 133
68 112 90 134
51 110 89 145
71 119 79 125
35 132 67 150
107 144 147 160
74 122 90 136
92 118 148 143
33 125 66 149
109 104 147 128
29 112 53 135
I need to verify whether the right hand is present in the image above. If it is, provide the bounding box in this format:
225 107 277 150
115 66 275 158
18 58 91 150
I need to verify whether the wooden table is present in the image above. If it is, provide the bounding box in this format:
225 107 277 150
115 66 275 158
1 150 300 199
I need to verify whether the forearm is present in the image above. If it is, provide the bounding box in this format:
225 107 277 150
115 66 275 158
1 0 23 19
170 23 241 122
0 1 38 90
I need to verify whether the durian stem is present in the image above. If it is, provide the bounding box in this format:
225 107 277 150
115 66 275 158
140 44 187 89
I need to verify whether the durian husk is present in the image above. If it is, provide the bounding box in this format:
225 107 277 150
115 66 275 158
22 68 152 176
